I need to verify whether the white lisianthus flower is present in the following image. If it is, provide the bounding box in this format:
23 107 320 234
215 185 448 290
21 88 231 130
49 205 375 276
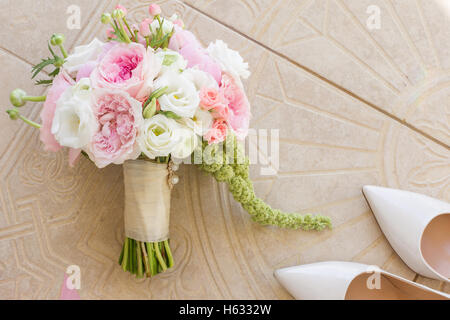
155 71 200 118
64 38 104 76
138 114 182 159
207 40 250 79
183 68 219 91
181 109 213 136
52 78 98 149
171 124 199 160
155 49 187 75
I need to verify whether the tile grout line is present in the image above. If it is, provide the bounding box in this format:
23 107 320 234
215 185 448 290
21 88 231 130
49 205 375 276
180 0 450 150
0 46 36 69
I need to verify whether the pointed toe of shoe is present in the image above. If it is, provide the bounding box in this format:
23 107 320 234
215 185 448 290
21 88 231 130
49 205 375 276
275 264 326 300
275 262 368 300
362 185 450 281
362 185 377 196
275 262 450 300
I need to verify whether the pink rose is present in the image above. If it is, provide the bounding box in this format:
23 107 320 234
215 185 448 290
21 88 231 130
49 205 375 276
169 26 222 84
199 87 230 120
40 71 75 152
90 43 160 102
204 119 228 144
220 72 250 140
87 89 143 168
199 87 221 111
210 103 230 120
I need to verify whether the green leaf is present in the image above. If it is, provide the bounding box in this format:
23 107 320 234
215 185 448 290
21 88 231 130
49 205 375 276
150 33 170 49
35 79 53 86
150 86 169 100
162 54 178 66
113 29 126 42
143 86 169 109
31 58 56 79
31 41 63 79
158 111 181 120
163 28 175 49
48 68 60 77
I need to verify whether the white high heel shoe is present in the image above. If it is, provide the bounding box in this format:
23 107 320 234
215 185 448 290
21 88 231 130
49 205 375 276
362 186 450 282
274 261 449 300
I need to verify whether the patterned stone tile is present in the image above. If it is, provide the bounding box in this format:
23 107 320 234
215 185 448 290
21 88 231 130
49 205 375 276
0 0 111 64
0 0 448 300
236 51 449 297
0 51 43 160
184 0 450 146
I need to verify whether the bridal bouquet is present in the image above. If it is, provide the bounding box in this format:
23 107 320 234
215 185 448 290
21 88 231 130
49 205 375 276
6 3 331 278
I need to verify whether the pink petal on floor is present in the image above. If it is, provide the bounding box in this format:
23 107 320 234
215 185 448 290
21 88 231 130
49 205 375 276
60 273 81 300
68 148 82 167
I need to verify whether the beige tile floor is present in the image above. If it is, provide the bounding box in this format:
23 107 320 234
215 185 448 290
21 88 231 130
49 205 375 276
0 0 448 299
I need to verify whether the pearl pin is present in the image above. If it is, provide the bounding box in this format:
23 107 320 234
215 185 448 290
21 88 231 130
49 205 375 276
171 175 180 185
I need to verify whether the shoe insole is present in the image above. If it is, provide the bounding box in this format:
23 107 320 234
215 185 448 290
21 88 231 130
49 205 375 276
421 213 450 279
345 273 447 300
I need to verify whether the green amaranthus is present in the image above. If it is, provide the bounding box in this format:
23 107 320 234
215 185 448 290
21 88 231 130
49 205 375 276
199 136 332 231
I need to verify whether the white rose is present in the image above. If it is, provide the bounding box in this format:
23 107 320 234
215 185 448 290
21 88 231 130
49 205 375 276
64 38 104 77
138 114 182 159
52 78 98 149
207 40 250 79
154 71 200 118
155 49 187 75
183 68 219 90
171 124 199 160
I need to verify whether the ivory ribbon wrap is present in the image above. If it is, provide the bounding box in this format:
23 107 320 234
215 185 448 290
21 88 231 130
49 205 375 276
123 160 171 243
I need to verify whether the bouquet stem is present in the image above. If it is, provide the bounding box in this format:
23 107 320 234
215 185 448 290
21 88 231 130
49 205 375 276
119 237 174 277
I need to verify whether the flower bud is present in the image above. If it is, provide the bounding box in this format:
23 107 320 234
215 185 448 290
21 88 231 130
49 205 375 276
115 4 128 16
143 98 157 119
149 4 162 16
6 109 20 120
106 27 117 39
101 13 112 24
112 8 125 19
10 89 27 107
173 19 184 28
54 57 65 68
50 33 65 46
139 18 152 37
